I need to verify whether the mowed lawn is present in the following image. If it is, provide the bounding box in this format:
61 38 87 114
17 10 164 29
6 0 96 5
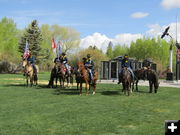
0 73 179 135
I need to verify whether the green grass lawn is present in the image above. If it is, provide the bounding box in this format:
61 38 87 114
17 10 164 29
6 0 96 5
0 73 179 135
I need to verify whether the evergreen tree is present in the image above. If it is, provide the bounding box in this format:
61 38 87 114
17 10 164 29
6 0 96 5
18 20 42 57
106 41 113 59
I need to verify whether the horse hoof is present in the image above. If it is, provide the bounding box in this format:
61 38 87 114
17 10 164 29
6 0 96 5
92 92 95 95
80 94 82 96
86 94 88 96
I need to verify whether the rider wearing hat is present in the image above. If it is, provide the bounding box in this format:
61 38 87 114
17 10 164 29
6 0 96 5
27 50 37 74
84 54 94 84
60 52 70 74
118 54 134 84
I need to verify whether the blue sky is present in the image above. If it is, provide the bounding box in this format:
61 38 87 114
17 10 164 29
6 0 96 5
1 0 180 49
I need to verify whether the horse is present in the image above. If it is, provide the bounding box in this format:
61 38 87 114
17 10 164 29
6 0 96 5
133 68 147 91
121 67 133 96
77 62 98 96
64 66 74 88
48 63 74 88
22 59 38 86
145 69 159 93
47 66 59 88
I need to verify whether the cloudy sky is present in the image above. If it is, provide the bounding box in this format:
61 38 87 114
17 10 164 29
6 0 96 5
0 0 180 50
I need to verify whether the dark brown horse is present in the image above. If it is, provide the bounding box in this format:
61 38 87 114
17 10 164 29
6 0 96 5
48 63 74 88
121 67 133 96
145 69 159 93
77 62 98 96
133 68 146 91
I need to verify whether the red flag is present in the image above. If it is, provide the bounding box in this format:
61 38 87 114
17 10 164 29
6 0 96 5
52 38 56 49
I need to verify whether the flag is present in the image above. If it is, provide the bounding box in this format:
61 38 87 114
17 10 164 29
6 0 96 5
23 40 29 58
57 40 63 57
52 38 56 54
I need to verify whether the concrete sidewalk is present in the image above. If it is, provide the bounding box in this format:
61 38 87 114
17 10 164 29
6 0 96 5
98 80 180 88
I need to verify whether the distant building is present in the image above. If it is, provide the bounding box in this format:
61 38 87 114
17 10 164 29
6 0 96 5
100 56 156 80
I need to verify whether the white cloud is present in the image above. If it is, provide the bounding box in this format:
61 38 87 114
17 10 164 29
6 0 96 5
80 33 143 52
114 33 143 45
80 33 112 52
161 0 180 9
131 12 149 19
80 22 180 52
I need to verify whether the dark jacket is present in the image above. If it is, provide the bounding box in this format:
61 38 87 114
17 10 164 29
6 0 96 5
121 58 131 68
85 58 94 69
27 56 35 64
61 56 68 64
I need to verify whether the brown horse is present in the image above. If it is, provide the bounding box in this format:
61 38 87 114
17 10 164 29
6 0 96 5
133 68 146 91
77 62 98 96
145 68 159 93
57 63 66 88
22 59 38 86
121 67 133 96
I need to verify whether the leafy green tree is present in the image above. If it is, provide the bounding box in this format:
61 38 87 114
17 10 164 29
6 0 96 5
69 47 108 70
0 17 20 62
51 24 80 53
113 44 129 58
18 20 42 58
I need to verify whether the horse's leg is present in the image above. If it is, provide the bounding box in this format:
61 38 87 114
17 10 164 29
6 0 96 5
154 82 157 93
66 76 69 87
80 83 82 96
85 81 88 96
128 84 130 96
70 75 73 88
130 82 132 94
77 82 79 90
53 75 58 88
30 76 33 87
122 83 125 92
136 80 139 91
92 82 96 95
149 81 153 93
26 76 28 87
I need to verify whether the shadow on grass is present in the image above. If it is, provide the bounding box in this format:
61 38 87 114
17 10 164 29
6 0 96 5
101 90 122 96
53 88 79 95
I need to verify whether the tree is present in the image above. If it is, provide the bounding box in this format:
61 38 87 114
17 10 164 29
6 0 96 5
0 17 20 62
18 20 42 58
51 25 80 53
106 41 113 59
113 44 129 58
69 47 108 70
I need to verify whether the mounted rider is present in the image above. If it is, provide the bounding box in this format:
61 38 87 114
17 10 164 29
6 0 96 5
26 50 37 74
118 54 135 84
84 54 95 84
60 52 70 74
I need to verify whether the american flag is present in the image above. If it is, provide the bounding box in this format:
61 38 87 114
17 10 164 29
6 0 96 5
23 40 29 58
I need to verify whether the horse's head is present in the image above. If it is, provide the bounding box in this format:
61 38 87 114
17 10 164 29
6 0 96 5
22 58 28 68
58 63 66 76
77 62 85 72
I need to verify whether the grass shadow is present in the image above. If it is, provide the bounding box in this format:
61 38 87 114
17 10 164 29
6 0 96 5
3 84 26 87
101 90 122 96
52 88 79 95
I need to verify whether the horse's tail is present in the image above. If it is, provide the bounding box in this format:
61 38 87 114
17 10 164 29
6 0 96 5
153 71 159 89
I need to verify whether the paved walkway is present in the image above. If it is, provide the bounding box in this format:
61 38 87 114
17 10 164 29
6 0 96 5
98 80 180 88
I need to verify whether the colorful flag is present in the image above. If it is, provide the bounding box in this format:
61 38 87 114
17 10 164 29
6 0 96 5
52 38 56 54
57 40 63 57
23 40 29 58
